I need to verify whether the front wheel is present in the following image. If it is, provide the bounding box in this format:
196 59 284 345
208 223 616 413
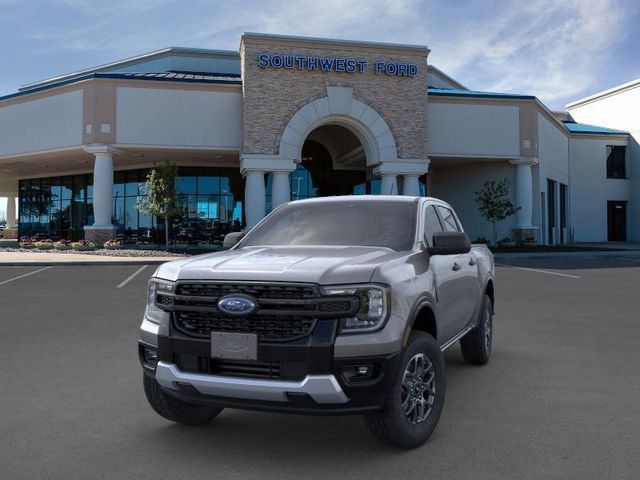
363 331 446 449
143 374 223 426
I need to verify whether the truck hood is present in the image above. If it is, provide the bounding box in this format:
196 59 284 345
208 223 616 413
154 246 406 285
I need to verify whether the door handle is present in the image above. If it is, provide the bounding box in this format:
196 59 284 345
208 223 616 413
469 257 477 266
452 262 461 271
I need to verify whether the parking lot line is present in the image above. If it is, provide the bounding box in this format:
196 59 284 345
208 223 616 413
0 266 52 286
496 264 581 279
117 265 148 289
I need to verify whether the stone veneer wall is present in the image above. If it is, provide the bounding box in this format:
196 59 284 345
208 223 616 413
240 36 429 160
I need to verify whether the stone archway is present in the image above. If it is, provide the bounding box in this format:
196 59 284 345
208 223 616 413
278 86 398 166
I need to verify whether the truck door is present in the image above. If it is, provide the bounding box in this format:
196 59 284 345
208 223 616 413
427 205 480 343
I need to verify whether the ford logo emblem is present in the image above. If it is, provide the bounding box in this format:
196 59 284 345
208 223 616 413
217 295 257 317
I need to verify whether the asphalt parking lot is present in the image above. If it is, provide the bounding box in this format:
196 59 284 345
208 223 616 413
1 256 639 479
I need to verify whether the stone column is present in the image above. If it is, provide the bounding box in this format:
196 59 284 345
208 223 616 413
402 175 421 196
374 159 429 197
6 195 16 229
271 171 291 209
2 195 18 239
241 155 295 230
509 158 539 243
84 145 118 244
244 170 266 230
379 174 398 195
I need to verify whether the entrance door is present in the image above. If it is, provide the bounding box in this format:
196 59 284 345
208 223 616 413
607 201 627 241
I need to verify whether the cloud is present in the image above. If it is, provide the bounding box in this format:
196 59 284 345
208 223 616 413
427 0 633 108
1 0 637 109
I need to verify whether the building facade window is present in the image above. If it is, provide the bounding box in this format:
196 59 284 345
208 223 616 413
606 145 626 179
18 167 244 247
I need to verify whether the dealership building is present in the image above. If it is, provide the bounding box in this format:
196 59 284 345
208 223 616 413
0 33 637 246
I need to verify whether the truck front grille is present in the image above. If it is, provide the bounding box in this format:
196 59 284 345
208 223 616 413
174 354 283 379
174 311 317 341
165 282 358 342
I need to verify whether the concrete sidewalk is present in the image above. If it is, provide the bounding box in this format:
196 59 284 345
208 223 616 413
0 250 187 266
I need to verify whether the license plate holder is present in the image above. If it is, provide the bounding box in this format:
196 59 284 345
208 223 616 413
210 332 258 361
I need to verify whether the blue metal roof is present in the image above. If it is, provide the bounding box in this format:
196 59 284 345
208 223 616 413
0 71 242 102
428 87 535 100
562 121 628 135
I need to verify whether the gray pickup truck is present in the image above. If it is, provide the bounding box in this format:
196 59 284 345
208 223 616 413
139 196 494 448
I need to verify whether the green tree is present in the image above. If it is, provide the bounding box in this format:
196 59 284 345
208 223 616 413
136 162 179 251
474 179 520 246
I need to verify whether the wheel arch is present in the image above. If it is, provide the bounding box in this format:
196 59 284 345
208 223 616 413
404 298 438 346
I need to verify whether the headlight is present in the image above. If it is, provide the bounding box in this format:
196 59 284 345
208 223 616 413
322 285 389 334
145 278 175 324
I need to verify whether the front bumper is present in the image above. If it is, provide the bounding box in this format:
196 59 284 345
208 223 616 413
140 317 401 415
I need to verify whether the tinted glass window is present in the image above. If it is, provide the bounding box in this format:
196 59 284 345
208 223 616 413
606 146 626 179
425 205 444 246
436 206 460 232
241 200 418 251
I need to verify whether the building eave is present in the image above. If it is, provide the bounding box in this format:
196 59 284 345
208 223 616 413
565 78 640 110
19 47 240 93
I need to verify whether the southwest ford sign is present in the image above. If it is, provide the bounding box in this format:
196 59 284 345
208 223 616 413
257 54 418 77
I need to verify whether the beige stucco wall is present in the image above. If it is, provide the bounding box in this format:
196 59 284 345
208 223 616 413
240 35 428 160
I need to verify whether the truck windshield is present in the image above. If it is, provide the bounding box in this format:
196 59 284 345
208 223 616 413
240 200 417 251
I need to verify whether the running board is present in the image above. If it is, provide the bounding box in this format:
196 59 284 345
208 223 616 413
440 326 473 352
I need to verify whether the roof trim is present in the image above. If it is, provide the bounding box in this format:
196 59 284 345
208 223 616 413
562 121 629 135
427 65 467 90
241 32 430 56
1 72 242 103
19 47 240 92
566 78 640 109
428 87 535 100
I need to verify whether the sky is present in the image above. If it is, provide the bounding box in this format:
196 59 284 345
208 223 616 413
1 0 640 218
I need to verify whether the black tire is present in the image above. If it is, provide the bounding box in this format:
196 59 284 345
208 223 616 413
143 374 223 426
363 331 446 449
460 294 493 365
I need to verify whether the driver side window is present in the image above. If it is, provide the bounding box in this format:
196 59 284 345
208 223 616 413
425 205 444 247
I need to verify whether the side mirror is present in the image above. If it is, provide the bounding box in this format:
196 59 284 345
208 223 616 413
427 231 471 255
222 232 246 250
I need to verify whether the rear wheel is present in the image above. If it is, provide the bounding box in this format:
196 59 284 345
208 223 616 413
143 374 223 426
363 331 446 448
460 294 493 365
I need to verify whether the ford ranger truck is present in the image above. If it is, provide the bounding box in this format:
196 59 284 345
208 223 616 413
139 196 495 448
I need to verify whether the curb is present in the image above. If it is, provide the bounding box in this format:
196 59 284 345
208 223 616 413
0 260 172 267
494 250 640 260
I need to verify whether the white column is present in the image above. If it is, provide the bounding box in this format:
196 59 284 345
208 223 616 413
6 195 16 229
244 170 266 229
509 158 538 228
92 152 115 227
271 171 291 209
379 174 398 195
402 174 421 196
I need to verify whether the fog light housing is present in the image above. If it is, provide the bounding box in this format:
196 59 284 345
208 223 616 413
142 346 158 368
342 363 379 383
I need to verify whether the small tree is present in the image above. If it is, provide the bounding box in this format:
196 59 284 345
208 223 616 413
474 179 520 246
136 161 179 251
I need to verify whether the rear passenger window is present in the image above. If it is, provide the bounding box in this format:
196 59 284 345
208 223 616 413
436 206 460 232
425 205 444 246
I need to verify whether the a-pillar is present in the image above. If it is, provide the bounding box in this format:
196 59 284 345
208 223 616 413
84 145 118 245
509 157 539 243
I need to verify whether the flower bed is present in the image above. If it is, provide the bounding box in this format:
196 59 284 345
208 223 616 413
70 240 96 251
104 239 123 250
54 239 73 250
